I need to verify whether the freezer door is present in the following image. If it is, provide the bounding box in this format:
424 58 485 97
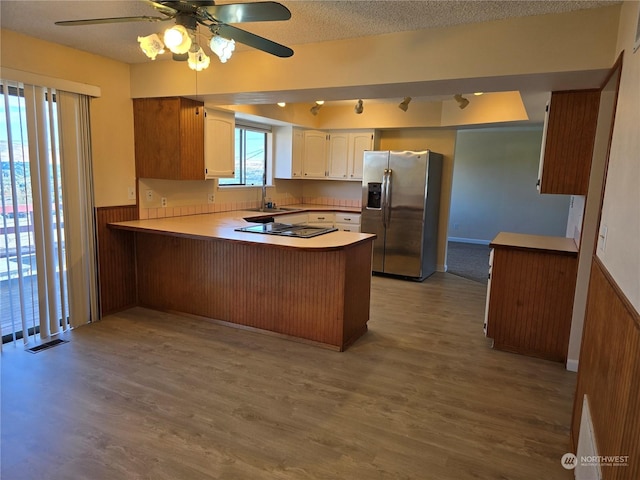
384 151 429 277
361 151 389 273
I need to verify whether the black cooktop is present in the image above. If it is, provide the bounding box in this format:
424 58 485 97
235 223 338 238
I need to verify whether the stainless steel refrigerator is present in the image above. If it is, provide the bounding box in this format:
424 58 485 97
361 150 443 280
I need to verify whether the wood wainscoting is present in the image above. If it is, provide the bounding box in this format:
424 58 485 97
96 206 138 316
134 232 373 351
571 257 640 479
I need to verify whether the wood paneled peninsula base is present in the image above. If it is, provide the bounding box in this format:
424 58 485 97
110 212 375 351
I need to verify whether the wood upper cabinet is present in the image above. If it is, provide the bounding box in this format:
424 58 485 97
537 89 600 195
133 97 205 180
204 108 235 179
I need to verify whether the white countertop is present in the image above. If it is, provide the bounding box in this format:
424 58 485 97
110 208 374 250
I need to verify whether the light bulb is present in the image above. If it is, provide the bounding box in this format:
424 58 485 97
163 25 191 54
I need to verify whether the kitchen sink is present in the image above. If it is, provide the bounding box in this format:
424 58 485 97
246 207 300 213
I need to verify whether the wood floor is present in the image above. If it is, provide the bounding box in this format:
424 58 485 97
1 273 576 480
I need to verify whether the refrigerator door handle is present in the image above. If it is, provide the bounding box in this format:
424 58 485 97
381 169 389 227
384 168 392 225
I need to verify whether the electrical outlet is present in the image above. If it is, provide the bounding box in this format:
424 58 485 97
127 187 136 200
208 193 215 204
161 197 167 208
146 190 153 202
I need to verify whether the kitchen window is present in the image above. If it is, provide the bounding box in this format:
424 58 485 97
219 124 269 187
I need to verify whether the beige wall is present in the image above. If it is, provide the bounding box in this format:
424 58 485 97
0 29 136 208
378 129 457 271
597 1 640 310
129 6 620 100
450 127 570 242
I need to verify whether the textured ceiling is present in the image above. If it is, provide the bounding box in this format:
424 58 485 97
0 0 617 64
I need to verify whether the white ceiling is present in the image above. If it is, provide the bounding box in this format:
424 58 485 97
0 1 617 112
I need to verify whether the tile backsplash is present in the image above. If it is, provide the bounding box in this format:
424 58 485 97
138 196 362 220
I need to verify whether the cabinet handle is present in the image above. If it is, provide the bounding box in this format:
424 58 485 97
344 218 351 221
318 216 325 220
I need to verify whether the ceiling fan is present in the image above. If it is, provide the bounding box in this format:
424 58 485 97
55 0 294 65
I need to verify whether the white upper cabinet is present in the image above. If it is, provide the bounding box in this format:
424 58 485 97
274 126 303 179
328 132 350 179
328 130 374 181
204 108 235 179
274 128 375 181
302 130 329 178
348 131 374 180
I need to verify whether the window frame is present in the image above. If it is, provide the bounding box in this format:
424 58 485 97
218 123 272 188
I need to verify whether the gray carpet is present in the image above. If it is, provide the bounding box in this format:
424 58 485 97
447 241 490 284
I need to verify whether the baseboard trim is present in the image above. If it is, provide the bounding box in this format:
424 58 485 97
448 237 491 246
566 358 579 372
437 264 447 273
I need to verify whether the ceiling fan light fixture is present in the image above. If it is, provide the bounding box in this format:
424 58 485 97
164 25 192 54
210 35 236 63
398 96 412 112
354 99 364 114
137 33 165 60
188 46 210 71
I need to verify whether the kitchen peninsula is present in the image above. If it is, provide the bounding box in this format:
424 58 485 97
109 210 376 351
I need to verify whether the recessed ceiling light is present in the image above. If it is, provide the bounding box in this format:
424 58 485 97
474 92 484 96
315 100 325 105
277 102 286 107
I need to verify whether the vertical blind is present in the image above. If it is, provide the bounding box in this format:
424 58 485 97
0 80 98 347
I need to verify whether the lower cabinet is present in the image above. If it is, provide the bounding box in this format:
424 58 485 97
484 233 578 362
335 212 361 232
277 211 361 231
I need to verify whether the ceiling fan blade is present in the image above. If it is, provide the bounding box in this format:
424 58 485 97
204 2 291 23
216 24 293 58
143 0 179 16
55 16 170 26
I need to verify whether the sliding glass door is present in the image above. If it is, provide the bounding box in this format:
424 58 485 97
1 81 69 344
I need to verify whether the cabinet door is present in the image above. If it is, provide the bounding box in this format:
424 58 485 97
328 133 349 179
134 97 204 180
348 132 373 180
302 130 328 178
538 90 600 195
292 128 304 178
204 108 235 179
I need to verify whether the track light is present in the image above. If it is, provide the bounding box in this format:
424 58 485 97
310 103 323 115
398 96 412 112
454 94 470 109
354 99 364 114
